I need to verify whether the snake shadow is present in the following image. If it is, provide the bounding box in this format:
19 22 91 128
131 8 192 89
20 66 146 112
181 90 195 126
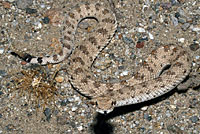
90 88 181 134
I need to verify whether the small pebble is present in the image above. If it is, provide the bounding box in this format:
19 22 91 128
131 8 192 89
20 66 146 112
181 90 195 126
136 41 145 48
2 1 11 9
16 0 33 9
177 8 185 16
189 98 200 108
44 108 51 122
40 4 45 8
57 116 68 125
55 76 64 83
178 17 186 24
143 114 152 121
191 26 200 33
171 15 179 26
161 2 172 9
45 9 62 25
148 32 154 40
141 106 148 111
181 23 190 31
12 20 18 26
74 96 81 101
137 27 145 33
190 116 199 123
0 48 4 54
189 43 199 51
25 18 30 23
167 124 183 133
0 70 7 78
122 36 133 44
72 107 78 112
171 0 178 5
170 105 176 109
166 110 171 117
5 124 15 131
120 70 129 76
77 126 83 131
178 38 185 43
42 17 50 24
34 21 42 29
118 66 124 70
0 91 3 95
174 12 180 18
60 99 69 106
7 0 15 2
159 15 164 23
26 8 37 14
138 36 148 42
139 127 146 132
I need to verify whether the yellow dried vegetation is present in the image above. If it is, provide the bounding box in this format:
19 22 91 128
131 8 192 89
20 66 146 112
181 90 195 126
10 65 61 110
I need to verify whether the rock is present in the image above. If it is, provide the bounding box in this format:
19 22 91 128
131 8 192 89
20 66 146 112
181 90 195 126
122 36 133 44
136 41 145 48
191 26 200 33
45 9 63 26
137 27 145 33
72 106 78 112
178 38 185 43
189 43 199 51
60 99 69 106
148 32 154 40
55 76 64 83
42 17 50 24
43 108 52 122
5 124 16 131
190 116 199 123
181 23 190 31
143 114 152 121
171 15 178 26
141 106 148 111
167 124 184 134
57 115 68 125
0 48 4 54
34 21 42 29
0 91 3 95
16 0 33 9
189 98 200 108
77 126 83 131
178 17 186 24
25 8 37 14
0 70 7 78
2 2 11 9
21 61 28 65
161 2 172 10
175 12 180 18
7 0 16 2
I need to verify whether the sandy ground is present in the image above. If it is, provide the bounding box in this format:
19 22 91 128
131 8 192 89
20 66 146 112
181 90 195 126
0 0 200 134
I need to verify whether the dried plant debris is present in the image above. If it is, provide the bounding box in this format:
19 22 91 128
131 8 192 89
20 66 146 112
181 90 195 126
10 64 61 110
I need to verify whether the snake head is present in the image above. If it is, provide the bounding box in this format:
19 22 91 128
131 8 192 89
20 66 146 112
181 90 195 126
92 96 115 114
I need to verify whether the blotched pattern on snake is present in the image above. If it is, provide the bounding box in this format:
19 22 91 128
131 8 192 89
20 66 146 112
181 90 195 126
11 2 191 114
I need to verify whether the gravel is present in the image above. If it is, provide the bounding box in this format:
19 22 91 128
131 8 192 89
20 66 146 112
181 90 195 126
0 0 200 134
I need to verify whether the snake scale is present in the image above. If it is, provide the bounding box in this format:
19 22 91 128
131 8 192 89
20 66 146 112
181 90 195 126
11 2 191 114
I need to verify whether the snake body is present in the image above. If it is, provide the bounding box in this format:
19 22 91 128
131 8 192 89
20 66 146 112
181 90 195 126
11 2 191 114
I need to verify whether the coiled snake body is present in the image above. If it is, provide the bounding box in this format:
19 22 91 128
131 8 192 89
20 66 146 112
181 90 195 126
11 2 191 114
